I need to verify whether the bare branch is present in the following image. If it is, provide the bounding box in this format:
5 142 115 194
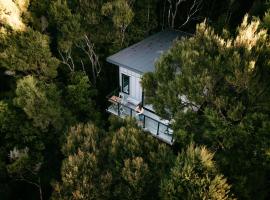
167 0 202 29
178 0 202 29
80 59 86 75
16 176 43 200
167 0 187 28
162 0 167 30
58 49 75 72
76 35 101 85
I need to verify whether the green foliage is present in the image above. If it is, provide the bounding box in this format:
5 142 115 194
142 15 270 199
0 101 9 130
127 0 157 40
120 156 150 200
102 0 134 44
51 123 104 200
161 144 234 200
14 76 63 130
65 72 100 123
6 146 43 200
0 100 44 152
53 150 100 200
72 0 102 26
0 10 100 197
62 123 102 156
0 28 59 79
0 0 29 32
263 9 270 30
7 147 42 178
49 0 83 52
53 119 174 200
28 0 50 32
102 0 134 29
0 0 269 199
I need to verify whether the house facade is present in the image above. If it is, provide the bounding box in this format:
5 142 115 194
106 31 189 145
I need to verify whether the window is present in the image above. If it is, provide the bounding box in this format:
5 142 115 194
122 74 130 94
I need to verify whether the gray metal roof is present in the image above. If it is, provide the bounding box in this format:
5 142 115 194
106 30 190 74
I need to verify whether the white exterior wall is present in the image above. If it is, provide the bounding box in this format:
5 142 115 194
119 66 142 102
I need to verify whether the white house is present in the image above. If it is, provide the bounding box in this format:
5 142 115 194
106 30 189 145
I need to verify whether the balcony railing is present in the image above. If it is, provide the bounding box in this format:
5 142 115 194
106 93 174 145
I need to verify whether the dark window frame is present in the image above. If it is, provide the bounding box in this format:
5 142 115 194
121 74 130 94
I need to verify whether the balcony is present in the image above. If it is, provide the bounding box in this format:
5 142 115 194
106 90 174 145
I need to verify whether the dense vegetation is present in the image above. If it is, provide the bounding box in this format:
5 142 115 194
0 0 269 199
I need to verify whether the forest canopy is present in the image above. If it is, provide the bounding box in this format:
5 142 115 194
0 0 269 200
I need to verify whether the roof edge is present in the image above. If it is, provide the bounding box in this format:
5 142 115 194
106 57 144 75
106 30 193 74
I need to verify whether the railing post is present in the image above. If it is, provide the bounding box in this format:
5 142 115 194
130 108 132 117
165 126 169 135
117 102 120 116
142 90 144 106
157 122 160 135
143 115 146 128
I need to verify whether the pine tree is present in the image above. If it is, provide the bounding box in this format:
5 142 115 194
142 15 270 199
14 76 64 130
161 144 235 200
0 28 59 79
53 118 174 200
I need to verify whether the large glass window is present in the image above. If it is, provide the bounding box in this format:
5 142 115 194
122 74 130 94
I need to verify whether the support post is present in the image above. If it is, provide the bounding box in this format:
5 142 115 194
117 102 120 116
165 126 169 135
143 115 146 128
142 90 144 106
157 122 160 135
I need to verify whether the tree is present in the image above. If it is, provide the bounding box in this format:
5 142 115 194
102 0 134 45
75 35 101 85
65 72 100 123
49 0 83 52
142 15 270 199
0 101 48 200
0 0 29 32
0 1 100 199
0 101 11 199
0 28 59 79
161 144 235 200
52 123 106 200
166 0 203 29
7 147 43 200
53 117 174 200
127 0 158 40
14 76 64 130
120 157 150 200
263 5 270 31
107 117 174 200
53 150 100 200
49 1 102 84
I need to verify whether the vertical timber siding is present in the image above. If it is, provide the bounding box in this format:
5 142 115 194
119 66 142 103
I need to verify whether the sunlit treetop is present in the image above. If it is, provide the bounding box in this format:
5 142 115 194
0 0 29 33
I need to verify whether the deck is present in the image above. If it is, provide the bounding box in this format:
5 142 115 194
106 95 174 145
